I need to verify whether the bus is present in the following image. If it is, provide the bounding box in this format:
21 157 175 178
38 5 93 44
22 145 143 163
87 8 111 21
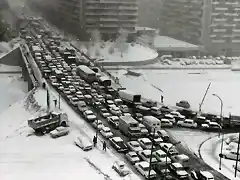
77 65 96 83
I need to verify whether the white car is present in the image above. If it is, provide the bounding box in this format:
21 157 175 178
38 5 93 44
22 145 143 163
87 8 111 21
120 105 129 113
109 106 122 116
112 161 130 177
100 127 113 139
160 119 173 128
92 120 105 130
50 126 69 138
63 88 71 95
169 162 189 179
76 91 83 98
138 138 152 150
153 149 171 165
135 161 157 179
177 119 197 128
126 141 143 152
74 136 93 151
164 114 176 124
69 86 76 93
69 97 79 106
138 150 158 164
126 151 140 164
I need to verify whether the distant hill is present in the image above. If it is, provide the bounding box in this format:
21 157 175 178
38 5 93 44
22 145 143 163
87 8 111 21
137 0 163 30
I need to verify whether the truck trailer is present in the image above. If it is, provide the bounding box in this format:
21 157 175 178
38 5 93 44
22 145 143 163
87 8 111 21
118 115 142 139
118 89 141 107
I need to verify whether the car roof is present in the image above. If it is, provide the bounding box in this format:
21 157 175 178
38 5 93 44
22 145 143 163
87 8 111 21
172 162 183 168
128 151 137 156
112 137 123 142
130 141 139 145
139 138 151 143
102 127 110 131
155 149 166 155
200 171 214 178
139 161 149 168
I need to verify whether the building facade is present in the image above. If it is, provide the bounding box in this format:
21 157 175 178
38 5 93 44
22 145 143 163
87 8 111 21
29 0 138 41
160 0 240 56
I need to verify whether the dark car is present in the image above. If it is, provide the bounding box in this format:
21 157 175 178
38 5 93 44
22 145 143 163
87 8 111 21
160 106 172 114
109 137 128 153
176 100 190 109
142 100 157 108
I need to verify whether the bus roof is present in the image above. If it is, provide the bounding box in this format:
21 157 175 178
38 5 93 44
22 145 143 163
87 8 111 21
78 65 96 75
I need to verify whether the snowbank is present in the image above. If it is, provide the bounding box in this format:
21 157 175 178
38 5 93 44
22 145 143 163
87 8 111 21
0 87 141 180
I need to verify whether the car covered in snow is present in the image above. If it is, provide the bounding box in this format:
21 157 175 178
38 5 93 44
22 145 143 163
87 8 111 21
126 151 140 164
153 149 171 165
135 161 157 179
126 141 143 152
160 143 179 156
109 106 122 116
138 150 158 164
92 120 105 130
109 137 128 153
99 108 111 118
177 119 197 128
78 101 88 113
169 162 189 179
69 97 79 106
190 170 214 180
74 136 93 151
100 127 113 139
112 161 130 176
50 126 69 138
83 110 96 122
201 121 221 131
164 114 176 124
138 138 153 150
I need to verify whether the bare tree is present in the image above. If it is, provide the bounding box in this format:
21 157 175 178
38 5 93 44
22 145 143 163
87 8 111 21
115 28 129 57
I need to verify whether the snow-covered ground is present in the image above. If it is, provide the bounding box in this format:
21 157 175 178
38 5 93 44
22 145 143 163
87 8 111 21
0 64 22 72
74 41 158 62
0 74 27 114
109 69 240 116
200 134 240 180
0 87 141 180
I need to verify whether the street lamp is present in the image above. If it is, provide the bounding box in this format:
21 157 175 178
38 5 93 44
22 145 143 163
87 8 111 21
165 141 181 176
212 93 224 170
95 118 99 144
148 128 156 180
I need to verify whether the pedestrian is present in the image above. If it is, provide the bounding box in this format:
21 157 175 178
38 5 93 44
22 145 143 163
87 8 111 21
53 99 57 107
161 95 164 103
103 141 107 151
93 136 97 147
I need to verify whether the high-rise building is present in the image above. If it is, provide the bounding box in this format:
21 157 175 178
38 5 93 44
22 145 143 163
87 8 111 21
32 0 138 41
160 0 240 56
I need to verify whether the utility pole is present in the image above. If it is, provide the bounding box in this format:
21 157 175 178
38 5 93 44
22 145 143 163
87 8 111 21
58 92 61 109
199 83 211 113
148 128 155 180
234 132 240 177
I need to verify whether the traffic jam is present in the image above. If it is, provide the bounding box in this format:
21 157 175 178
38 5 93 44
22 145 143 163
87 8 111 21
20 18 220 180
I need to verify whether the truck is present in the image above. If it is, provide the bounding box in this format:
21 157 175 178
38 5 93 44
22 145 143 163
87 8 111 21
142 116 161 132
118 115 142 139
118 89 141 106
28 111 68 134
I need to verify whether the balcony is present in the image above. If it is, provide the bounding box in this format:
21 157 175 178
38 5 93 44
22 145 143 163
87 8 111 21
100 18 118 22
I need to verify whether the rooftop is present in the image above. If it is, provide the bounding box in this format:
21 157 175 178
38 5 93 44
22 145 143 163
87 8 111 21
153 35 200 51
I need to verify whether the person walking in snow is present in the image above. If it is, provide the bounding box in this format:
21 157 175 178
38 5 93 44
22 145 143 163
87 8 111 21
103 141 107 151
161 95 164 103
53 99 57 107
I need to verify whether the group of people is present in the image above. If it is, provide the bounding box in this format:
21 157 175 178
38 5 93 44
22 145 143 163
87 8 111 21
93 136 107 151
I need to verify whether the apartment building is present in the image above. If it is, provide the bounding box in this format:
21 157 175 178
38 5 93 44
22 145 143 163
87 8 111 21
30 0 138 41
160 0 240 56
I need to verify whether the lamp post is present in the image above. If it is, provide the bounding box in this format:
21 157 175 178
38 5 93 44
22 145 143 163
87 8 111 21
165 141 181 176
212 93 224 170
95 118 99 144
148 128 156 180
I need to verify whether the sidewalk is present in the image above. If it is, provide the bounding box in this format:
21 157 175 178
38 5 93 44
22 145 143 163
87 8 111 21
199 134 240 180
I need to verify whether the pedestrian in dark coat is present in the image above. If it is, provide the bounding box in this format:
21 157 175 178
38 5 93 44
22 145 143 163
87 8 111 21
103 141 107 151
93 136 97 147
161 95 164 103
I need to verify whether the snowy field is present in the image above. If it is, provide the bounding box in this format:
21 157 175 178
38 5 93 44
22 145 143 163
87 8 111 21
0 87 141 180
0 74 27 114
75 41 158 62
110 69 240 116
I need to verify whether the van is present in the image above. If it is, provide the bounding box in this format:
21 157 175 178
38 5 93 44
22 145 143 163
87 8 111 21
142 116 161 132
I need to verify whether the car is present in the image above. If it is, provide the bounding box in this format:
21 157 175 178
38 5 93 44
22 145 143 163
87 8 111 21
100 127 113 139
160 106 172 114
153 149 171 165
92 120 105 130
170 111 185 121
150 107 161 117
119 105 129 113
126 141 143 152
112 161 130 177
133 113 143 122
101 112 112 118
135 161 157 179
139 123 149 136
177 119 197 128
138 138 153 150
169 162 189 179
76 91 83 98
138 150 158 164
126 151 140 164
149 132 164 145
160 143 179 156
164 114 176 124
107 116 119 129
109 137 128 153
69 97 79 106
109 106 122 116
49 126 69 138
160 119 173 128
74 136 93 151
171 154 189 165
83 110 96 122
157 130 170 142
176 100 190 109
220 149 240 161
190 170 214 180
201 122 221 131
63 88 71 95
106 100 115 108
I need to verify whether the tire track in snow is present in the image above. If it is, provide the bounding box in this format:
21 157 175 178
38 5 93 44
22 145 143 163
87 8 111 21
84 157 113 180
